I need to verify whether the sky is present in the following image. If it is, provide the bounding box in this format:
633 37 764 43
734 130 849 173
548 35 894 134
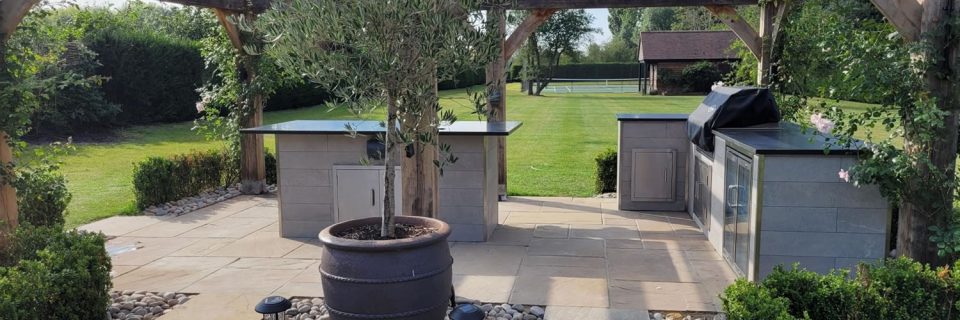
72 0 615 45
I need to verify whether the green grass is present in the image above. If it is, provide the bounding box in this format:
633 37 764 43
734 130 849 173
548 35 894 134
52 84 756 227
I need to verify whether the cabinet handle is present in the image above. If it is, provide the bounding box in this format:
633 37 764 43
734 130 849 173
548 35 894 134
371 189 375 206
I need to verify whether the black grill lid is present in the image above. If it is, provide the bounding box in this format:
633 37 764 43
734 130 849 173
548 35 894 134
687 87 780 152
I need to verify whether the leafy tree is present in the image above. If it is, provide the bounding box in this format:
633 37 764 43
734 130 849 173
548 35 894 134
671 7 724 31
523 9 595 95
582 38 636 63
261 0 497 237
608 8 643 45
640 8 677 31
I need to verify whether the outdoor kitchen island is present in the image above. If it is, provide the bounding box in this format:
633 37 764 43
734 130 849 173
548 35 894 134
241 120 521 242
617 87 891 281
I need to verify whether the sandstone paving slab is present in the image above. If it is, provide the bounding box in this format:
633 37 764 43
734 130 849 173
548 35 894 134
544 306 651 320
78 216 165 236
110 265 139 278
206 231 304 257
283 238 324 259
451 243 526 276
109 236 199 266
169 238 237 257
606 248 696 283
260 222 280 233
179 217 275 238
159 293 263 320
539 201 602 213
527 238 605 258
272 280 325 298
454 274 516 303
534 224 569 238
606 239 646 250
487 223 535 246
683 250 723 261
500 199 544 212
609 280 718 312
522 255 606 269
689 259 738 283
289 261 323 283
570 224 641 240
229 204 280 219
182 267 301 296
510 265 608 307
123 219 208 238
112 256 237 292
226 257 317 270
641 237 713 251
505 211 602 225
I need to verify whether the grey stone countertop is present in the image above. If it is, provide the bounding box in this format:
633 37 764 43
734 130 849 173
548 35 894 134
617 113 689 121
240 120 522 136
715 122 860 155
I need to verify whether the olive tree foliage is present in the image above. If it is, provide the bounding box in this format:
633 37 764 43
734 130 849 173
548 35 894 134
260 0 499 237
771 0 960 263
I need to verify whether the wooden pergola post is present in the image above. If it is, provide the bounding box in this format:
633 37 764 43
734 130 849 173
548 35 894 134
0 0 41 236
486 7 508 199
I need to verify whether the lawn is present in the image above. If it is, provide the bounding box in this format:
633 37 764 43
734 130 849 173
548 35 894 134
56 83 706 227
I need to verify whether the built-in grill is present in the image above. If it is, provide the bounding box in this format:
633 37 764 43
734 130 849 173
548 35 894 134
687 87 780 152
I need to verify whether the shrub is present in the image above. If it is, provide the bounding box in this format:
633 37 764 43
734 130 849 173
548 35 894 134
265 149 278 185
679 61 722 93
86 28 205 125
12 166 71 228
0 225 112 319
721 258 960 319
594 148 617 194
132 150 230 209
721 280 794 320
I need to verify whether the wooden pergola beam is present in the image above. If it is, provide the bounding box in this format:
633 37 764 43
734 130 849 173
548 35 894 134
705 5 761 59
869 0 922 42
507 0 756 9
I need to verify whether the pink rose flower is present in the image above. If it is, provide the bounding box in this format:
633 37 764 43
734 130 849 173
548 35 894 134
838 169 850 182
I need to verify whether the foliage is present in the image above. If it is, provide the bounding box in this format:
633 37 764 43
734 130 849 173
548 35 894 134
519 9 596 95
13 164 71 228
641 8 678 31
262 0 498 236
593 148 617 194
582 38 637 63
721 280 794 320
722 258 960 319
608 8 643 45
30 41 119 135
679 61 723 93
132 150 231 209
87 28 206 125
0 225 112 319
265 149 277 185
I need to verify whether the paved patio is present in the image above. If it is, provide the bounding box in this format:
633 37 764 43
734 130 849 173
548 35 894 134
80 195 735 320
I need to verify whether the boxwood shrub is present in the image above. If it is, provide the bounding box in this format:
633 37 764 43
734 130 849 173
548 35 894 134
722 258 960 320
594 148 617 194
0 226 112 319
12 166 71 228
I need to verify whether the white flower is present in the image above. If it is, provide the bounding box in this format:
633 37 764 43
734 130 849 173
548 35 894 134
838 169 850 182
711 81 725 90
810 112 834 134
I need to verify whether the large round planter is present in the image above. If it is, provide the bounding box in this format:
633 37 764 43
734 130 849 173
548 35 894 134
318 216 453 320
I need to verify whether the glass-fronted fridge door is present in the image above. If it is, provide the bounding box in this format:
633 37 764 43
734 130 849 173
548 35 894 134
723 150 752 275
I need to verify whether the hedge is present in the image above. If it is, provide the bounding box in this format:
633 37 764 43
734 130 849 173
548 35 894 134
13 166 71 228
0 225 112 319
132 149 279 209
438 69 485 90
722 258 960 320
594 148 617 194
87 28 206 125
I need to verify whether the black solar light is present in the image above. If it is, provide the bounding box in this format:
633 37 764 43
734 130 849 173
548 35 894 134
255 296 291 320
449 303 485 320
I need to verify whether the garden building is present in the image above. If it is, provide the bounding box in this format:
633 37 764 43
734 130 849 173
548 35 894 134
638 31 740 94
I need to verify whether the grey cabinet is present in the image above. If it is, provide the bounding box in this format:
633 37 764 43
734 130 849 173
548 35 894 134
333 166 402 223
723 150 752 275
630 149 677 202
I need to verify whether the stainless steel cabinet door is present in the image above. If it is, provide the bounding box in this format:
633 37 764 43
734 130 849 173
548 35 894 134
723 150 752 276
335 169 382 222
631 149 676 202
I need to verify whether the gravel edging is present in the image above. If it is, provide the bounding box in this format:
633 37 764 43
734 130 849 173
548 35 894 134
107 290 192 320
281 297 546 320
141 183 277 217
650 311 724 320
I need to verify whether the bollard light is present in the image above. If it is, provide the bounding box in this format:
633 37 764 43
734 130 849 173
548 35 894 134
255 296 291 320
448 304 485 320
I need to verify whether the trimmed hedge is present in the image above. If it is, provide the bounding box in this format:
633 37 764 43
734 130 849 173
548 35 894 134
0 225 112 319
594 148 617 194
133 149 279 209
13 167 71 228
438 69 485 90
722 258 960 320
87 28 205 125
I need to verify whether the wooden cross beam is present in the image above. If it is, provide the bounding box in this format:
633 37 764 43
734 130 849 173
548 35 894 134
869 0 922 42
705 5 761 58
504 9 557 59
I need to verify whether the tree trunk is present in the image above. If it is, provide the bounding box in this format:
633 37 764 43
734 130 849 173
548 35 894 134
0 132 17 238
897 0 959 265
401 73 440 219
382 92 398 238
533 50 562 96
239 60 266 195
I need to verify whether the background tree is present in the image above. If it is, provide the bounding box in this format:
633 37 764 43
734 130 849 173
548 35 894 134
523 9 595 95
640 8 677 31
261 0 496 237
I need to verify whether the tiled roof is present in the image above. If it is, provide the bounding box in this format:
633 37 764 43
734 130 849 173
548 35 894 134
638 31 740 61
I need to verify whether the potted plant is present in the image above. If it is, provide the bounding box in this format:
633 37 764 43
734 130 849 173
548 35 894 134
261 1 498 319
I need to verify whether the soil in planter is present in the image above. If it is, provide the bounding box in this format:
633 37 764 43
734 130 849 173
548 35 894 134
336 223 437 240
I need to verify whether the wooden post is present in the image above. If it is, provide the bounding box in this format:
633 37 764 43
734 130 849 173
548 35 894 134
214 9 266 195
487 8 508 200
0 133 17 234
757 3 775 85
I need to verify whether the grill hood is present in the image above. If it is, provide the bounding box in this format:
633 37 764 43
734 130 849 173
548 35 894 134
687 87 780 152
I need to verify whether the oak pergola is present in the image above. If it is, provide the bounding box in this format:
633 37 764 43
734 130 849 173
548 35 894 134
0 0 950 240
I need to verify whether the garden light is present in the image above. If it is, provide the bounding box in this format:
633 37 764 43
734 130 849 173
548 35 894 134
254 296 291 320
448 303 485 320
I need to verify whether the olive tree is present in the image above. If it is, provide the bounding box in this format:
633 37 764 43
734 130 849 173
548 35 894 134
260 0 498 237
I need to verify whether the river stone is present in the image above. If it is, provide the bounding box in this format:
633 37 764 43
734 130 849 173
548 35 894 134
529 306 545 317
